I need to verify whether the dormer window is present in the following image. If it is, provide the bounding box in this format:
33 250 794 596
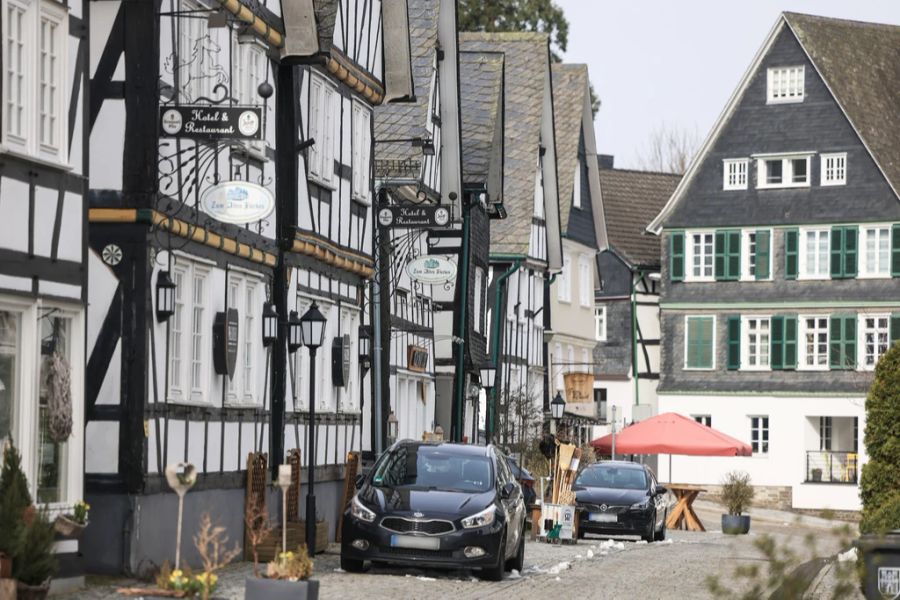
723 159 748 190
755 153 812 189
767 66 804 103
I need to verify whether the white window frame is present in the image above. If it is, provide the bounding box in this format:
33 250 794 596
473 267 484 334
798 315 829 371
578 255 591 307
798 227 831 280
859 224 891 279
766 66 804 104
291 298 311 411
595 305 607 341
692 415 712 427
178 0 210 104
307 71 337 188
756 154 812 189
224 272 264 407
557 253 571 302
351 100 372 203
741 316 771 371
683 314 716 371
2 0 69 165
685 231 715 282
749 415 769 455
554 343 563 391
820 152 846 186
166 260 212 405
572 159 582 209
723 159 748 191
859 313 890 371
741 229 772 281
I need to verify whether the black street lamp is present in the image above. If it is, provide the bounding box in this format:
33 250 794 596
476 365 496 444
156 271 177 322
262 303 279 347
551 391 566 420
300 302 327 554
287 310 304 354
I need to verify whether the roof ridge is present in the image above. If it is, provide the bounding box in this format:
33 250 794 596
458 31 549 42
783 11 900 31
600 166 683 178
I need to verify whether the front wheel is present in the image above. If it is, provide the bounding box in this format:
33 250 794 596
340 555 365 573
654 511 667 542
506 531 525 573
480 531 506 581
641 512 656 543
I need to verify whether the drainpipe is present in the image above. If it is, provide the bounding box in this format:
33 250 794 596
632 269 640 409
452 194 472 442
486 258 522 444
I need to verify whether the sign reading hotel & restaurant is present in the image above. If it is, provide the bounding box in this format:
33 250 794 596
200 181 275 225
159 106 263 140
377 205 451 228
405 256 457 285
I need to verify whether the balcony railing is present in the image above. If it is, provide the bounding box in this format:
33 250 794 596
805 450 858 484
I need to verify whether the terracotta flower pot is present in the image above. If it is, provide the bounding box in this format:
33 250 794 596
244 577 319 600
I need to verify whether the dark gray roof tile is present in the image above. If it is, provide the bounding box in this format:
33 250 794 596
459 51 504 184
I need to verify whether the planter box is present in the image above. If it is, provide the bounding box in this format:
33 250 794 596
855 533 900 599
721 514 751 535
244 578 319 600
245 521 328 561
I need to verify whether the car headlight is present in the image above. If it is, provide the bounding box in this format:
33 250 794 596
351 495 376 523
630 500 650 510
461 505 496 529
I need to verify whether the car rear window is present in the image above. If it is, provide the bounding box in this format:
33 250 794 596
575 466 647 490
372 445 494 493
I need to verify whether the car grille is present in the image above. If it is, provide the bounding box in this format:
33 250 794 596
579 503 628 514
380 517 455 536
381 546 455 559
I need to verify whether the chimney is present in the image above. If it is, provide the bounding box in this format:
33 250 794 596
597 154 614 169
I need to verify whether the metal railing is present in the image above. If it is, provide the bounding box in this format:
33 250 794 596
806 450 858 484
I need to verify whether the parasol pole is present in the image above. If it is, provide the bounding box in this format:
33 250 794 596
669 453 672 484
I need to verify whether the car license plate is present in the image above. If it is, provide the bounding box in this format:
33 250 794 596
390 535 440 550
589 512 617 523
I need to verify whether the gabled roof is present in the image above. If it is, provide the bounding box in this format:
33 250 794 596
649 12 900 233
551 64 588 233
373 0 440 175
459 32 552 257
459 51 504 186
600 167 681 268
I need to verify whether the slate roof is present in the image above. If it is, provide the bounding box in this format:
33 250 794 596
551 64 589 235
459 51 504 185
784 12 900 197
459 32 551 256
600 167 681 268
312 0 338 53
373 0 440 175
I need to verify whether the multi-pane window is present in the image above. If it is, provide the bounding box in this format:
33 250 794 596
685 316 715 369
757 156 810 188
167 261 210 403
0 311 19 443
860 226 891 277
819 416 832 451
767 66 804 103
801 316 829 369
862 315 890 370
801 228 830 279
308 72 337 186
595 306 607 341
741 230 771 280
723 159 748 190
225 274 262 405
3 0 68 163
37 310 71 503
821 153 847 186
744 317 770 369
232 38 265 105
689 233 714 280
178 0 210 102
579 256 592 307
351 101 372 201
750 416 769 454
693 415 712 427
190 274 205 393
557 253 571 302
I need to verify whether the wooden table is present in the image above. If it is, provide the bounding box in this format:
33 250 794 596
665 483 707 532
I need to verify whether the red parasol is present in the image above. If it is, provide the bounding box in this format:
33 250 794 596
591 412 752 457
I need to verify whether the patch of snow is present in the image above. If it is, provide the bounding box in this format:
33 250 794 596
575 554 583 559
586 549 594 559
838 548 858 563
635 540 648 545
547 561 572 575
598 539 625 551
508 569 522 579
416 576 437 582
600 551 608 556
332 568 346 573
555 576 561 582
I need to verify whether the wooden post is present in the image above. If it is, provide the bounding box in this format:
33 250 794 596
336 451 360 542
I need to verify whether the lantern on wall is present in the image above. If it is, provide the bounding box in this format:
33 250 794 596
287 311 303 354
551 391 566 420
156 271 177 322
262 303 278 347
480 365 496 390
358 326 371 371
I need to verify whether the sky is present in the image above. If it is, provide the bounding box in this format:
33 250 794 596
555 0 900 170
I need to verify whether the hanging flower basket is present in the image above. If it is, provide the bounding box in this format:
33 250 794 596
54 514 88 538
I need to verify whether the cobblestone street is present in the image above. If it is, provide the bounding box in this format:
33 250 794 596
63 502 861 600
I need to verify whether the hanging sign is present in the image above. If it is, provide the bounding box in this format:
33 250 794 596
406 255 457 285
200 181 275 225
564 372 594 404
159 106 263 140
213 309 239 378
407 345 429 372
377 205 451 228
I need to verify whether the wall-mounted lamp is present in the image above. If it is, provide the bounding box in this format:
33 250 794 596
480 365 496 389
156 271 177 322
551 391 566 421
358 326 371 371
262 303 278 347
287 310 303 354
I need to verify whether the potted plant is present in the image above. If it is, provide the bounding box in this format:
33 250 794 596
720 470 754 535
0 441 30 579
811 468 823 482
55 500 90 538
245 547 318 600
14 509 57 600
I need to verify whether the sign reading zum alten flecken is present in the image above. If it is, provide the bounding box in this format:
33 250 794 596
406 256 457 285
200 181 275 225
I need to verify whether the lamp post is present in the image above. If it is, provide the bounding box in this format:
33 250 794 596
479 366 496 445
300 302 327 554
551 391 566 436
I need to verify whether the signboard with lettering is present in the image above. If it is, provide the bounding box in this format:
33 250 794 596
563 372 594 404
200 181 275 224
213 309 239 378
406 256 457 285
160 106 263 140
377 205 451 228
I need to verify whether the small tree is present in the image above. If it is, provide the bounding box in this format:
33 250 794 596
720 471 754 516
193 512 241 600
244 494 274 576
860 343 900 532
0 440 32 557
12 509 56 586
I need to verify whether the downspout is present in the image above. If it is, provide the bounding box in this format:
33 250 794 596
452 195 472 442
486 259 522 443
632 269 643 409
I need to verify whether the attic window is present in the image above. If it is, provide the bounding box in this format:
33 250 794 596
767 66 804 104
755 154 812 189
573 159 582 209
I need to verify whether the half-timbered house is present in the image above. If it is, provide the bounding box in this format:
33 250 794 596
0 0 89 588
84 0 411 572
458 32 562 446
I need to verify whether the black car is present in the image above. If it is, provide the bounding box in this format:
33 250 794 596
341 441 527 580
573 461 668 542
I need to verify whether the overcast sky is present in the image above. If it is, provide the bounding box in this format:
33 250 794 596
556 1 900 170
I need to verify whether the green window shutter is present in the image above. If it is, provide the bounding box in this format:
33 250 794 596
771 316 784 370
844 315 857 369
829 316 844 369
891 313 900 347
727 316 741 370
843 227 857 278
783 315 797 370
892 225 900 277
714 231 726 281
755 230 770 280
700 317 714 368
670 232 685 282
727 231 741 280
785 229 799 280
830 227 844 278
686 316 714 369
686 317 698 367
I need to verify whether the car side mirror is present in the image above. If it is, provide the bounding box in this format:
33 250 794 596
500 482 516 499
656 485 668 496
355 473 365 489
572 485 585 492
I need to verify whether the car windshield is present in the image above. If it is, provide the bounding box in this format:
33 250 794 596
575 466 647 490
371 445 494 493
